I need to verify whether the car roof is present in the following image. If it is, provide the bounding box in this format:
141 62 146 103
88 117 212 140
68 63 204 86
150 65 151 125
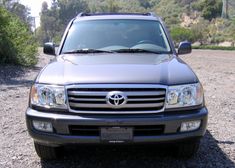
73 13 161 22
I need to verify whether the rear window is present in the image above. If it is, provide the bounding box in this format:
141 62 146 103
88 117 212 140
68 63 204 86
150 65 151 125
62 19 171 53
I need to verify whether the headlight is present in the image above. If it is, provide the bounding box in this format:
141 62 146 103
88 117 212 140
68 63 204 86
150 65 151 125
166 83 203 108
30 84 67 109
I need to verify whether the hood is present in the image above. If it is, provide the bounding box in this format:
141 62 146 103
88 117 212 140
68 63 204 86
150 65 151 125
36 53 198 85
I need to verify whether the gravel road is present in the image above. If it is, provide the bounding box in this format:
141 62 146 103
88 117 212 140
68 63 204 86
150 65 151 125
0 49 235 168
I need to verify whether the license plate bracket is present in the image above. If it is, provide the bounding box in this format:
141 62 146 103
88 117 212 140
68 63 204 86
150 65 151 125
100 127 133 143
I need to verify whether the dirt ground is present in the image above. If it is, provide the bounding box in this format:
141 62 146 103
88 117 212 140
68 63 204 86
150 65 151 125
0 49 234 168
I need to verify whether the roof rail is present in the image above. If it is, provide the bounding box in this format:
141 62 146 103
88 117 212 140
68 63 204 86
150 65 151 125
147 12 157 17
77 12 85 17
76 12 157 17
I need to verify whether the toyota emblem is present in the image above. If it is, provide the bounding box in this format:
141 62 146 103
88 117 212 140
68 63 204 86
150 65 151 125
106 91 127 108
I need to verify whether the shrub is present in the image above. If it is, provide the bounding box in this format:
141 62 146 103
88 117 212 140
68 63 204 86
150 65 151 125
0 7 38 66
191 18 210 43
192 45 235 50
170 23 211 44
201 0 222 21
170 27 194 43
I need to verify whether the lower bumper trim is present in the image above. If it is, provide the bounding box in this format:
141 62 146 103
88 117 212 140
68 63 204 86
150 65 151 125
26 107 208 146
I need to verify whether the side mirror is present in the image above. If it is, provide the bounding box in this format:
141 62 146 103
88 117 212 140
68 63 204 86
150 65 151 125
43 42 55 55
178 41 192 55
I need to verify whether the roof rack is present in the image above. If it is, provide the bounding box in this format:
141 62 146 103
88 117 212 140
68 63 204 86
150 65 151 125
77 12 156 18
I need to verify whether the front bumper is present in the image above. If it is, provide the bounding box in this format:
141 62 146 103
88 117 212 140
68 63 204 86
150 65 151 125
26 107 208 146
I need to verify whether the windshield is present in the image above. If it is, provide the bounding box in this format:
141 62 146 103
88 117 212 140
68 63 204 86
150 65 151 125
61 19 172 54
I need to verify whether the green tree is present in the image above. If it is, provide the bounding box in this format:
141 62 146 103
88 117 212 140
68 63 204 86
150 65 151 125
38 0 90 44
118 0 146 13
138 0 157 9
58 0 89 25
155 0 183 26
170 27 194 43
103 0 120 12
0 6 38 66
1 0 33 27
201 0 223 20
39 1 60 43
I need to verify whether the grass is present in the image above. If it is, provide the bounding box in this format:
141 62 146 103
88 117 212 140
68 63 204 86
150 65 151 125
192 45 235 50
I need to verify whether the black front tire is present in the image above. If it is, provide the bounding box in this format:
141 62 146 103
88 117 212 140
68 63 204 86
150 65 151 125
34 142 63 160
176 139 200 158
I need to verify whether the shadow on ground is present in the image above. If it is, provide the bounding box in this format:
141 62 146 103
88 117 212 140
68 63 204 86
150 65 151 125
40 131 235 168
0 65 41 87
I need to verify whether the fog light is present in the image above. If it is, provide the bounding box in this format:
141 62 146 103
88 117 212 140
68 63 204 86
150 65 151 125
32 120 53 132
180 120 201 132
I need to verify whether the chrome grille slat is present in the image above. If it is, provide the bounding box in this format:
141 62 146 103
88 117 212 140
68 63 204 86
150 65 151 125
68 91 107 96
68 91 165 96
66 84 166 114
69 102 164 108
128 97 165 101
69 97 105 102
69 97 164 102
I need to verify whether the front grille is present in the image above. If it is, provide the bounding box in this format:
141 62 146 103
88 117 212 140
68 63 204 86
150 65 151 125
133 125 165 136
67 85 166 114
69 125 165 136
69 125 100 136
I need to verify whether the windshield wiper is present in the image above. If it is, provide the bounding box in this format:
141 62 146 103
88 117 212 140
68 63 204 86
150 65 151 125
62 49 115 54
112 48 165 54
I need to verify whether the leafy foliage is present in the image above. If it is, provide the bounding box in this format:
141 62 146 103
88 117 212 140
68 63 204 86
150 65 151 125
36 0 235 45
0 7 38 66
58 0 90 25
1 0 34 28
170 27 194 43
201 0 222 20
155 0 184 26
192 45 235 50
37 0 90 45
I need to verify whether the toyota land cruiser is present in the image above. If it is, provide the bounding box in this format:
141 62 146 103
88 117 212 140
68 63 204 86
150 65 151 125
26 13 208 159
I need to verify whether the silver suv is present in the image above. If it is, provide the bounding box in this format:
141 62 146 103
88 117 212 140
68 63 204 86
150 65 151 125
26 13 208 160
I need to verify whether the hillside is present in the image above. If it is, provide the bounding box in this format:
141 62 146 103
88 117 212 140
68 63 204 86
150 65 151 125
37 0 235 46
